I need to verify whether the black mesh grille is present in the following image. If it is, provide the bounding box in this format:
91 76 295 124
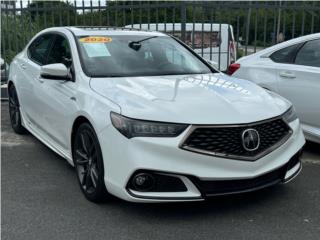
181 118 291 160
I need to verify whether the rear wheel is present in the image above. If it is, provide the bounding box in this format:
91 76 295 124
73 123 110 203
8 84 27 134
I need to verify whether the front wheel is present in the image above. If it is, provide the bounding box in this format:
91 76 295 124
73 123 110 203
8 84 27 134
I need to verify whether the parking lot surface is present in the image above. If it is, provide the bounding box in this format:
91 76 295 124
1 101 320 240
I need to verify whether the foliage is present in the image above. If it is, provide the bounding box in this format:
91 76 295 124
1 0 319 63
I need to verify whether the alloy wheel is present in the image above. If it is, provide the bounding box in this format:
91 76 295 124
74 128 100 194
8 86 21 128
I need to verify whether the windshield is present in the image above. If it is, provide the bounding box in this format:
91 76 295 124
77 35 214 77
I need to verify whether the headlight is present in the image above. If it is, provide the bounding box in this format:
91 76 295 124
283 106 298 123
110 112 188 139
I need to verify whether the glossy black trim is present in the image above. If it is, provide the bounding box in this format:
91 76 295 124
194 150 302 197
179 109 294 161
204 179 282 197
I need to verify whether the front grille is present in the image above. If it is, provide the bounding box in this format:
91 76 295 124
181 118 292 161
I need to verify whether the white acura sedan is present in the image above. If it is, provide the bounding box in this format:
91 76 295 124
8 27 305 203
229 33 320 144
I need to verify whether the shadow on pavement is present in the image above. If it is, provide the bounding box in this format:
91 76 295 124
304 141 320 154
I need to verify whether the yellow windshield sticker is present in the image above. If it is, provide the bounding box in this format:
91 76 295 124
79 36 112 43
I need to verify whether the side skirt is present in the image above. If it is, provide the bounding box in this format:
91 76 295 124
20 108 74 166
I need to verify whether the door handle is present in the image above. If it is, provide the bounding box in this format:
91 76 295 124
20 63 26 70
279 71 296 79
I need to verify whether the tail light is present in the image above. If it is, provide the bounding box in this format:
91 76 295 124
227 63 240 75
229 41 236 63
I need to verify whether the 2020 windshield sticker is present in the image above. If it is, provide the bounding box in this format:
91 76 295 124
82 43 111 58
79 36 112 43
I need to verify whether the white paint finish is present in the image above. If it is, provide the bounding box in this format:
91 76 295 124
90 73 290 124
40 63 69 78
99 119 305 202
233 33 320 143
8 27 306 202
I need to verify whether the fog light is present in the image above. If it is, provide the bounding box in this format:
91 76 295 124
132 173 155 191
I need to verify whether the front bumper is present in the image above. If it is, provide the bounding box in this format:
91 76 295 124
98 119 305 202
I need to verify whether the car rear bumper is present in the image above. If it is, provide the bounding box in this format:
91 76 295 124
98 119 305 202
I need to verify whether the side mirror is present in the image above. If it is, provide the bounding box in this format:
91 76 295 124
40 63 71 81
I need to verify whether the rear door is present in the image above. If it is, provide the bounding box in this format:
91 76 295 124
277 39 320 130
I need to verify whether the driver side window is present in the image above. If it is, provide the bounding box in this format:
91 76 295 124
47 35 72 68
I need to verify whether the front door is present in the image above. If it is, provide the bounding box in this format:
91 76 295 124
33 34 78 152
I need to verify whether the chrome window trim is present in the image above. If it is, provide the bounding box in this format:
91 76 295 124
179 114 293 161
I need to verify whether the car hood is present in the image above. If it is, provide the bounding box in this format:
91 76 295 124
90 73 290 124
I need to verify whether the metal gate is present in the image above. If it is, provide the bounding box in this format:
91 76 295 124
1 1 320 69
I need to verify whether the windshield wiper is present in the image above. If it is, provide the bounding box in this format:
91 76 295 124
128 36 159 51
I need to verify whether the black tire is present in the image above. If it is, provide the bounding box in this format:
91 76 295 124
73 123 110 203
8 84 28 134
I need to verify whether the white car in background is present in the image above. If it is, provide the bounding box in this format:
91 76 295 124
8 27 304 203
229 33 320 144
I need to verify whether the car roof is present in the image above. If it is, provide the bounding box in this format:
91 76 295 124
253 33 320 57
66 26 166 37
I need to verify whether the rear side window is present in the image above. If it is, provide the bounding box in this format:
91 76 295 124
28 34 54 65
270 43 302 64
295 39 320 67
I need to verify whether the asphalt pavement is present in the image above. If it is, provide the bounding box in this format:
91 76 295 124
1 102 320 240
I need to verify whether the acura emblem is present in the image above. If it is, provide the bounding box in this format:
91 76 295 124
242 129 260 151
